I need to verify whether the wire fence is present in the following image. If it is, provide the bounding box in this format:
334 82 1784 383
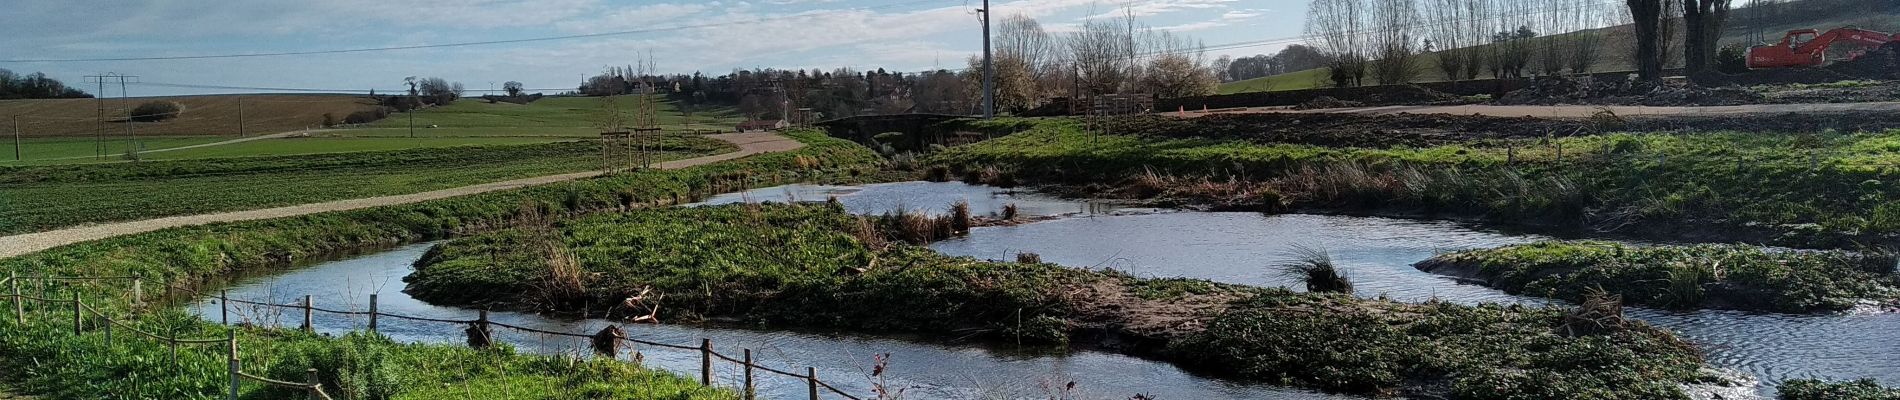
1 272 868 400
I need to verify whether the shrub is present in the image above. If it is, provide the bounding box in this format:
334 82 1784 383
1277 245 1352 294
344 108 391 125
128 101 182 122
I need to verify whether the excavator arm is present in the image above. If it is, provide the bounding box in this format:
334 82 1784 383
1749 27 1898 69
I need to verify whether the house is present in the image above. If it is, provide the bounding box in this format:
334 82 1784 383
736 120 789 132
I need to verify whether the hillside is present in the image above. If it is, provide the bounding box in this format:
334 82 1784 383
0 94 378 138
1220 4 1900 94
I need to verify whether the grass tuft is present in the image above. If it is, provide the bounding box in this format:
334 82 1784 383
1276 244 1353 294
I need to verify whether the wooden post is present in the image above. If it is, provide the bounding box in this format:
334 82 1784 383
71 291 81 335
9 272 20 324
806 367 820 400
1556 142 1564 163
220 290 229 326
743 349 755 400
301 295 313 333
103 314 113 346
367 294 378 332
169 326 179 369
306 368 321 400
228 331 240 400
699 338 712 386
132 278 142 306
467 310 492 348
1506 145 1516 165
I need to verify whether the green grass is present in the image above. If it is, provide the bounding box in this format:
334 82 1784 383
0 135 733 235
142 136 581 160
927 117 1900 247
0 136 231 164
1779 379 1900 400
0 131 880 400
404 201 1710 399
1219 68 1332 94
1421 242 1900 312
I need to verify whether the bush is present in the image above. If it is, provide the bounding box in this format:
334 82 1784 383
1717 45 1750 75
343 108 391 125
128 101 182 122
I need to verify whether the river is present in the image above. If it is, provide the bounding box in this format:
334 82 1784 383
192 181 1898 399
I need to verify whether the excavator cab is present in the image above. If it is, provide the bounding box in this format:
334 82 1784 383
1786 29 1819 49
1749 30 1824 69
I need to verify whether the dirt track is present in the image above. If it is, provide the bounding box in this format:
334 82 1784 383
1191 101 1900 118
0 133 804 259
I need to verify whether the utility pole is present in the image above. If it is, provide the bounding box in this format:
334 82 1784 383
12 116 20 161
92 76 105 159
236 95 246 137
979 0 996 119
119 75 138 155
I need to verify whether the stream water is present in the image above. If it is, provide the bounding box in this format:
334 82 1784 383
191 181 1898 399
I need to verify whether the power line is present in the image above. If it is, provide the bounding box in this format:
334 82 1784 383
1 0 952 63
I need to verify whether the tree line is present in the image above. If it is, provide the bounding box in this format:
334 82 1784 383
569 5 1225 119
1304 0 1628 87
0 69 91 99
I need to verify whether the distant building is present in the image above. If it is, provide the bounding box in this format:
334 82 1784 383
736 119 788 132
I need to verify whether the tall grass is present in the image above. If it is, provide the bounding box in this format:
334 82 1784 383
1276 245 1353 294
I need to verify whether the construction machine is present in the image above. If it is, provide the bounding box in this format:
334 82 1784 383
1747 27 1900 69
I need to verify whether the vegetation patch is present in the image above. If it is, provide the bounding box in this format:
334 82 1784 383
0 131 876 399
406 203 1712 398
1417 242 1900 312
927 117 1900 247
1779 379 1900 400
0 135 732 235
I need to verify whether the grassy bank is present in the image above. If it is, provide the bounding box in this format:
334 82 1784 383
1779 379 1900 400
1417 242 1900 312
0 134 732 235
405 202 1711 399
925 117 1900 247
0 131 880 399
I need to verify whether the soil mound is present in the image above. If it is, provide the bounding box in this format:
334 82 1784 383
1365 85 1461 105
1293 96 1364 110
1496 76 1763 106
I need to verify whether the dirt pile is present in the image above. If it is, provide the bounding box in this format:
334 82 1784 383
1293 96 1364 110
1365 85 1462 105
1759 81 1900 103
1826 42 1900 80
1496 76 1764 106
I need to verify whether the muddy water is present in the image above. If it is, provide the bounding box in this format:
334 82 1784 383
931 211 1900 396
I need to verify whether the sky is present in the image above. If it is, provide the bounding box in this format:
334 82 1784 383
0 0 1306 97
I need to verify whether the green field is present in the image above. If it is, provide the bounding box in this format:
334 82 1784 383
0 135 733 235
0 136 230 163
142 136 578 160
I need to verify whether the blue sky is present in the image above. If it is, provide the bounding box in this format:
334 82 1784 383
2 0 1306 97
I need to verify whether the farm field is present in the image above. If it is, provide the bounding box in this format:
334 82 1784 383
0 94 377 138
357 95 747 137
0 134 734 235
0 136 229 163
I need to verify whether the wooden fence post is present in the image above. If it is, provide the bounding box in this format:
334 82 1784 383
699 338 712 386
806 367 820 400
103 314 112 346
220 290 229 325
71 291 81 335
132 278 142 306
743 349 755 400
367 294 378 332
301 295 313 333
306 368 321 400
169 326 179 369
228 330 240 400
11 272 22 324
467 310 492 348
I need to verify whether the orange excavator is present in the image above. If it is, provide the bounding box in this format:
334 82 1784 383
1746 27 1900 69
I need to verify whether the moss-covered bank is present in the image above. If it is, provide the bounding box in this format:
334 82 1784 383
925 116 1900 248
1779 379 1900 400
0 131 880 399
1417 242 1900 312
406 203 1713 399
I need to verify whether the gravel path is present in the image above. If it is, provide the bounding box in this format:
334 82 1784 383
0 132 804 259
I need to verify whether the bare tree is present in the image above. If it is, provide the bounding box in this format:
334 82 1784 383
995 14 1055 111
1424 0 1472 81
1681 0 1735 75
1369 0 1423 84
1567 0 1609 73
1140 31 1220 97
503 81 525 97
1066 16 1137 95
1307 0 1369 87
1460 0 1492 80
1627 0 1667 82
1536 0 1574 75
1489 1 1536 79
